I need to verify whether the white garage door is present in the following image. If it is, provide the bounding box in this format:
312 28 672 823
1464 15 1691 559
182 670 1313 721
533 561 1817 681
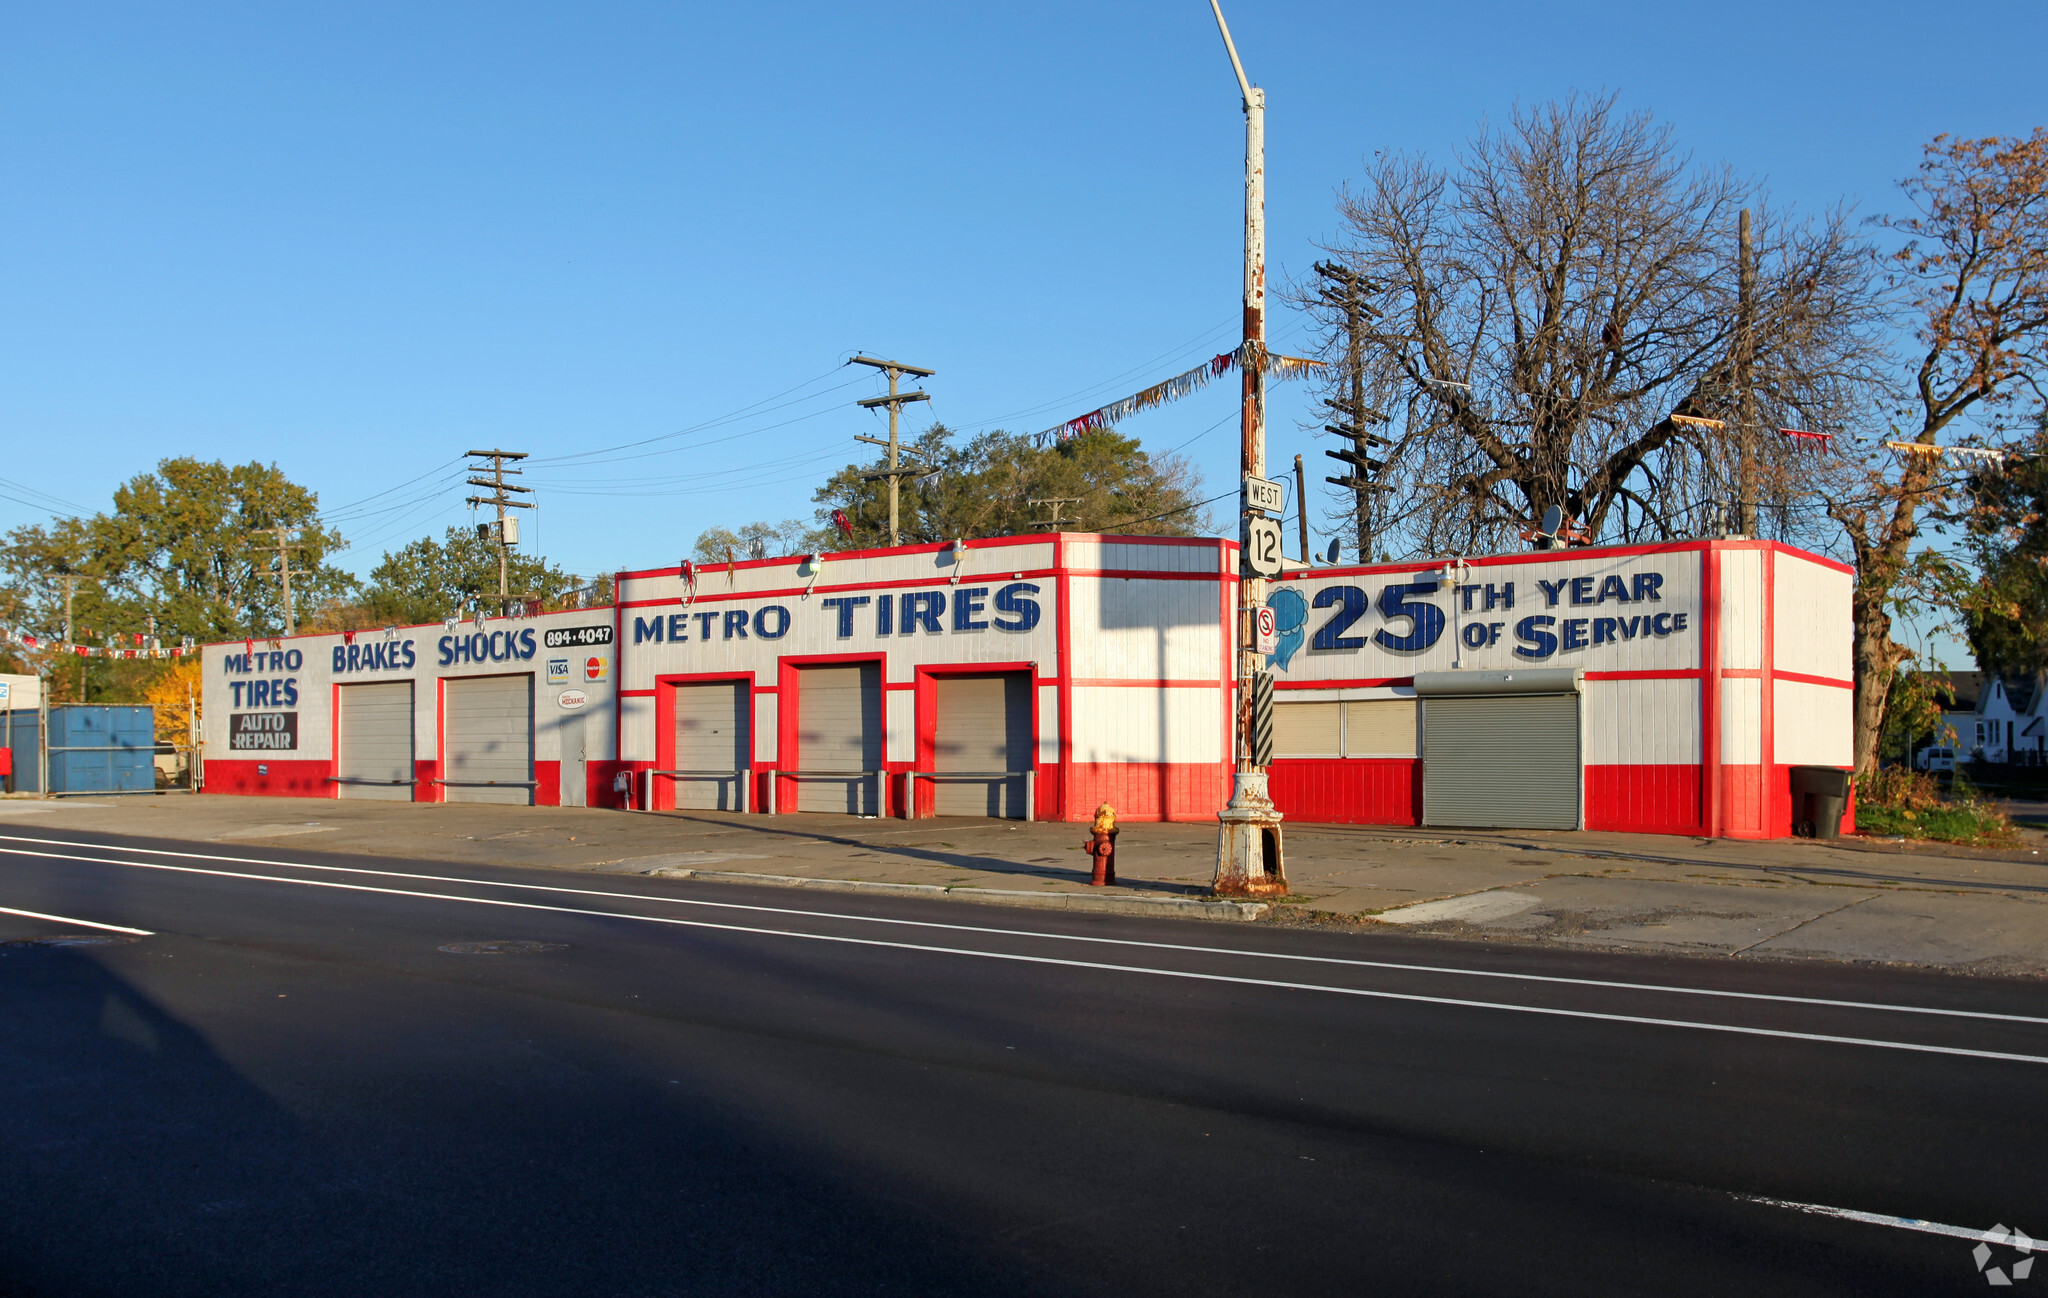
335 681 413 801
932 672 1031 818
443 674 533 805
670 681 749 811
794 663 880 814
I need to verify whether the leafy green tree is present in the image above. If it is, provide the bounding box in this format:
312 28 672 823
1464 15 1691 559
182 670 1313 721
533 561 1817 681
810 424 1211 549
0 458 349 642
1960 412 2048 677
354 526 579 627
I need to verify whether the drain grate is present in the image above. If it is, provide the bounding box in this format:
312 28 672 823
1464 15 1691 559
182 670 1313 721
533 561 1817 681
437 939 569 955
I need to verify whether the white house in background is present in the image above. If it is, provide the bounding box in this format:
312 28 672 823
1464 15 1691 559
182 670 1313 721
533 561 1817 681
1951 676 2025 763
2020 675 2048 759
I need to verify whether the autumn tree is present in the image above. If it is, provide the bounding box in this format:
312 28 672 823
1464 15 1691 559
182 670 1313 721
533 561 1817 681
1306 94 1882 556
810 424 1210 549
1957 411 2048 679
1829 129 2048 774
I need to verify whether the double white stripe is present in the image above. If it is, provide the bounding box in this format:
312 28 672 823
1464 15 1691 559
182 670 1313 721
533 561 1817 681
2 833 2045 1066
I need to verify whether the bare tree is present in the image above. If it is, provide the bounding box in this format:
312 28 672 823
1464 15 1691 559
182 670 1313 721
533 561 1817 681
1304 95 1883 557
1827 129 2048 774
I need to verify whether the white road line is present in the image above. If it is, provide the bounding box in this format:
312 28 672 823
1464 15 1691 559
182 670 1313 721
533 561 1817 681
3 831 2044 1027
0 904 153 936
1743 1195 1992 1244
6 847 2048 1067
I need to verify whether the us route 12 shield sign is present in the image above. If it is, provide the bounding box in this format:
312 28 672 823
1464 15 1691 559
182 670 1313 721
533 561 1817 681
1242 515 1283 577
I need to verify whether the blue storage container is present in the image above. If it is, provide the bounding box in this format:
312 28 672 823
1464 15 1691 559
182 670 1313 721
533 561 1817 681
48 706 155 793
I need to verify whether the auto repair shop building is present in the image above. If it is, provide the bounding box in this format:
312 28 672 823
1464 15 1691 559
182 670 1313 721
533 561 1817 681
200 533 1850 839
200 607 621 806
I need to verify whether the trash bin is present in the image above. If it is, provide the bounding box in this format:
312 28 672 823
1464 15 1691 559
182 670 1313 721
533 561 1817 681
1790 765 1851 839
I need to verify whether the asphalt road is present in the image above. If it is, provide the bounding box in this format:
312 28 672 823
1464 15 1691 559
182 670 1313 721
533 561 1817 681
2 826 2044 1296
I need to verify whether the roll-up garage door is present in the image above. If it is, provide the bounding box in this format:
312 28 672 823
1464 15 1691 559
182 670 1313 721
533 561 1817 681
336 681 413 801
443 674 534 805
670 681 749 811
932 672 1030 818
795 664 880 814
1418 669 1581 830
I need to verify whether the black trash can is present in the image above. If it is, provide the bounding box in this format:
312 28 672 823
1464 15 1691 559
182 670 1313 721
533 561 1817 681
1790 765 1852 839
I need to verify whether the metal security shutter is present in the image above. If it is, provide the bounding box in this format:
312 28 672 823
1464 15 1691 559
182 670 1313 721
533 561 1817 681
443 674 533 805
336 681 413 801
795 664 880 814
671 681 749 811
1423 693 1579 829
1273 701 1341 758
1344 699 1418 757
932 672 1030 817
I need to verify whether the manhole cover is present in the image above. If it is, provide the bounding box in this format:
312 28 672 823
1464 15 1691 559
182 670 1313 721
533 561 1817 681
437 940 569 955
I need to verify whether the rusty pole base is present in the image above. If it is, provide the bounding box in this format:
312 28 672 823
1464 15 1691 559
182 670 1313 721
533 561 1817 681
1213 771 1287 898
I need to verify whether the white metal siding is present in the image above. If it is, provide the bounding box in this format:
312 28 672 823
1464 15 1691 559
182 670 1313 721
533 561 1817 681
1582 679 1700 765
932 672 1030 817
1066 576 1224 681
1424 694 1580 829
1069 686 1226 764
1774 555 1853 681
1720 549 1764 669
795 664 880 813
336 682 412 801
1775 680 1853 766
671 681 749 811
443 674 533 805
1720 676 1763 764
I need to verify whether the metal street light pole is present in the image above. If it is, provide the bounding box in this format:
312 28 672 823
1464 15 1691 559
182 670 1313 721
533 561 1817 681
1210 0 1286 897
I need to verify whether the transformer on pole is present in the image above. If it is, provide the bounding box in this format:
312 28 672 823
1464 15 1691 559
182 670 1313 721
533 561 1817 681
1209 0 1287 897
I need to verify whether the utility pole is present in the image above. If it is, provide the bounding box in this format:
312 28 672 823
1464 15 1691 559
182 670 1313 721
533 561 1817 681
1315 260 1388 563
246 525 315 636
848 356 935 546
59 573 75 646
1210 0 1287 898
1028 497 1084 531
1292 455 1310 563
1735 208 1758 537
465 450 532 615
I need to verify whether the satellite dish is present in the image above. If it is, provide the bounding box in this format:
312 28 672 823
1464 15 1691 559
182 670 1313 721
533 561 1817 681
1324 539 1342 564
1539 504 1564 536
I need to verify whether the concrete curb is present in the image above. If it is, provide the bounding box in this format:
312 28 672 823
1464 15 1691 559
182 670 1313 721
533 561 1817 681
646 867 1270 922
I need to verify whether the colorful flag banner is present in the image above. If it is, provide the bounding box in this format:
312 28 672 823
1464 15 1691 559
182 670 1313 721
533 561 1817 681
1031 345 1327 446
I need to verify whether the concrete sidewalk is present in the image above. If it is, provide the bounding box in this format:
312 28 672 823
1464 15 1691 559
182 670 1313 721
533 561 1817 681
5 792 2046 976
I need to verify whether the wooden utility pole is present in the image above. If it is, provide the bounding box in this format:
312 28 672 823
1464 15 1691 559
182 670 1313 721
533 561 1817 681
465 449 532 614
247 524 316 636
1315 260 1387 563
1735 208 1759 537
1028 497 1084 531
849 356 935 546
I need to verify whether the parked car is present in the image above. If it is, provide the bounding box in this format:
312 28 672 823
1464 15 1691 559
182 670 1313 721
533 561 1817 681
1916 746 1958 772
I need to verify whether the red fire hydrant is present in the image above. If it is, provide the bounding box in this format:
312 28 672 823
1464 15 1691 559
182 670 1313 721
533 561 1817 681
1082 803 1118 887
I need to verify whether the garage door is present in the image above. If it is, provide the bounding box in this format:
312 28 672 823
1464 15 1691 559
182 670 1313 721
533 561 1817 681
794 663 880 814
335 681 413 801
443 674 533 805
670 681 749 811
1422 692 1579 829
931 672 1030 818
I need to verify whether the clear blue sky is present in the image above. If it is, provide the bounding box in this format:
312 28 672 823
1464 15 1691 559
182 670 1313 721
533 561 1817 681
2 0 2041 656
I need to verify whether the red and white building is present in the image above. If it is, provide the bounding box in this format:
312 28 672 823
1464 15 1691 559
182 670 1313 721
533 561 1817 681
201 533 1852 838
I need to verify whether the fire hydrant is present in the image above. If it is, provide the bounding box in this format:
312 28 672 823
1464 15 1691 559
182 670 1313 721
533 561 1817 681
1082 803 1118 887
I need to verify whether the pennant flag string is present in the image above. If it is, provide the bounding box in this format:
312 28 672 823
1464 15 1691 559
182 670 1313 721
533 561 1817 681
1031 345 1327 446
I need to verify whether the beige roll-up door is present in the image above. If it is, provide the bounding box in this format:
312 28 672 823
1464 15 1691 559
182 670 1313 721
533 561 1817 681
336 681 413 801
1422 693 1579 829
671 681 749 810
795 663 880 814
932 672 1030 817
443 674 533 805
